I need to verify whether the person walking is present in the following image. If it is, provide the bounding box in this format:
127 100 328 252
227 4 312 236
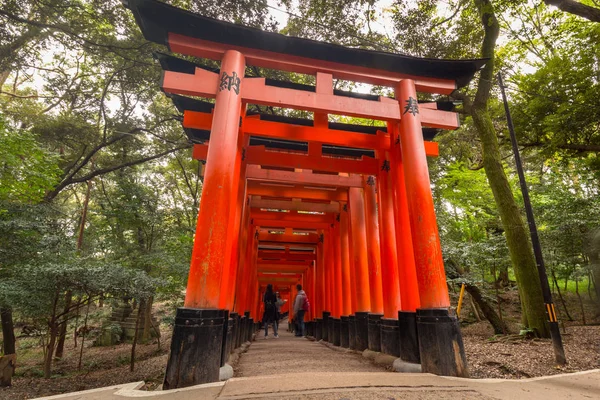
263 284 278 338
293 284 309 337
275 292 287 333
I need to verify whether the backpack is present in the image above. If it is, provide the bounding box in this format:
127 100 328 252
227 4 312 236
302 295 310 311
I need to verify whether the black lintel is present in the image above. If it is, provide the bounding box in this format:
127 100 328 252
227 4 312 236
125 0 487 88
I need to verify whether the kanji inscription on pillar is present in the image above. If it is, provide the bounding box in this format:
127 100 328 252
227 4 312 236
403 96 419 116
219 71 241 94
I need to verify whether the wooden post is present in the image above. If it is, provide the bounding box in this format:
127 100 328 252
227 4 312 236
396 79 449 309
362 175 384 314
340 204 352 317
388 122 421 312
184 50 246 309
377 158 402 319
348 187 371 312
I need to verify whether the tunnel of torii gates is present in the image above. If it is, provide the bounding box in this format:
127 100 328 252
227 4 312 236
126 0 486 389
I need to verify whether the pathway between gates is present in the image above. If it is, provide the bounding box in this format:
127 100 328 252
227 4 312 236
234 320 386 378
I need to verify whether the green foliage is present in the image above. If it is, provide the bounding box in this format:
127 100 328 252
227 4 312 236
0 117 61 204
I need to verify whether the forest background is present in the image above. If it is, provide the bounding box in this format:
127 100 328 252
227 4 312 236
0 0 599 393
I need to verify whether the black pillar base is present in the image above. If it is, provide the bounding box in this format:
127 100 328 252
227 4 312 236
340 316 349 348
315 318 322 341
380 318 400 357
322 311 330 342
164 308 224 389
239 315 247 346
348 315 356 350
354 311 369 351
231 312 240 349
398 311 420 363
367 313 383 352
247 318 254 341
417 308 469 377
332 318 341 346
220 310 230 367
328 317 334 342
306 321 313 337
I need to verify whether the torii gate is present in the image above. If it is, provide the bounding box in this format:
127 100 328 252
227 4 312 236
126 0 485 388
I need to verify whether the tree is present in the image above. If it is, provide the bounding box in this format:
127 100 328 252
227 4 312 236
543 0 600 22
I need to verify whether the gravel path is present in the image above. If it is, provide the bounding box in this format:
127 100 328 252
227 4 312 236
234 320 388 377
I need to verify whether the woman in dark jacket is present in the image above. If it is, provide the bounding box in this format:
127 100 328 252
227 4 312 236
263 284 278 338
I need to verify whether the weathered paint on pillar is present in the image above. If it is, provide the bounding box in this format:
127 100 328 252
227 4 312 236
388 122 421 312
377 156 402 318
348 187 372 313
362 175 384 314
339 205 352 316
396 79 449 309
184 50 246 308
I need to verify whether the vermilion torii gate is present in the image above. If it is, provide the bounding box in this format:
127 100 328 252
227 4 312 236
126 0 485 388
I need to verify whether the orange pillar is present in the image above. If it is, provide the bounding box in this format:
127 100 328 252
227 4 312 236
388 122 421 312
318 240 326 317
346 203 358 314
339 207 352 316
377 157 402 318
396 79 449 309
325 230 334 313
332 220 343 318
348 187 371 312
220 133 248 310
184 50 246 308
363 175 384 314
235 220 254 313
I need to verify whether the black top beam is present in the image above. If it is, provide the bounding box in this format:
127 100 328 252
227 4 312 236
125 0 486 88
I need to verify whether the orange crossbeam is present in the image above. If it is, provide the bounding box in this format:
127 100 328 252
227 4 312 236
257 260 313 267
246 166 363 188
184 111 440 156
163 69 459 128
251 198 339 213
168 33 458 94
254 219 331 230
258 232 320 244
250 210 335 224
258 266 309 274
247 181 348 202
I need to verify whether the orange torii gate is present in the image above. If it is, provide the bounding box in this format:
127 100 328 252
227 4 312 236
126 0 485 388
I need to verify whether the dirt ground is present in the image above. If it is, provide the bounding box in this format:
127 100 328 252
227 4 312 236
1 291 599 399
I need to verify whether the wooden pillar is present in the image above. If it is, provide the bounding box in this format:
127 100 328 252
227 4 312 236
325 230 334 313
348 187 371 312
184 50 246 308
377 156 402 318
339 206 352 316
332 220 343 318
220 132 248 310
318 240 326 316
346 203 358 314
388 122 421 312
396 79 449 309
362 175 384 314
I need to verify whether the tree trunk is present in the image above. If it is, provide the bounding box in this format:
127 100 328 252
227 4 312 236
465 283 509 334
496 265 509 287
44 324 57 379
142 296 153 343
77 298 91 370
552 269 574 321
55 291 72 359
130 299 144 372
469 0 549 338
575 279 586 325
0 307 16 356
469 294 482 321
